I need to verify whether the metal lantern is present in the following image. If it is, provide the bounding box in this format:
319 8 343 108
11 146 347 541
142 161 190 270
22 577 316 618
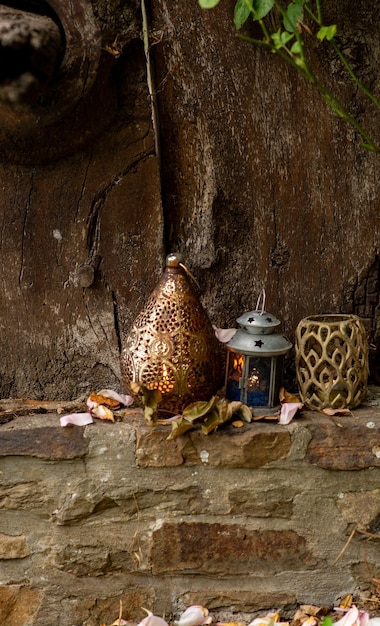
121 253 223 412
225 294 292 411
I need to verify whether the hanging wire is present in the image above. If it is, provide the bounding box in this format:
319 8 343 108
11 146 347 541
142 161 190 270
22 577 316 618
255 289 266 315
179 262 201 290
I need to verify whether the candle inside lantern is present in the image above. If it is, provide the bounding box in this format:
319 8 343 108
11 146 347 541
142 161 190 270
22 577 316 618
157 363 174 394
246 357 270 406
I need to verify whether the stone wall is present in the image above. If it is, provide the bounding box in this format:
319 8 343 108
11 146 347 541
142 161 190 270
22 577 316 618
1 396 380 626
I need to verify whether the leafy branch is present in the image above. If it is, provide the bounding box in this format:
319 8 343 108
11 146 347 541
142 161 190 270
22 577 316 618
198 0 380 152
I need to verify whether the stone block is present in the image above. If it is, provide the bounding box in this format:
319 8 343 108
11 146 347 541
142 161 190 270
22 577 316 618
0 585 44 626
181 589 298 614
229 486 295 518
336 489 380 529
151 521 315 575
0 426 88 459
0 532 29 559
306 417 380 469
137 423 291 468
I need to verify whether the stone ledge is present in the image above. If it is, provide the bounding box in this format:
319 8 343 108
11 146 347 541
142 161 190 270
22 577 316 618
0 390 379 469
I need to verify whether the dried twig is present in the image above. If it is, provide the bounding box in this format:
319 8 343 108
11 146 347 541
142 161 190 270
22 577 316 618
332 525 358 566
332 525 380 566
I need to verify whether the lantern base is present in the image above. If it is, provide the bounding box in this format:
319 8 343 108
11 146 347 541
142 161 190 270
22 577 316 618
250 405 281 417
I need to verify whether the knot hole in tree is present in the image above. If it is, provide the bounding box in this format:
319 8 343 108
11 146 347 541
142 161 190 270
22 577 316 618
0 0 108 162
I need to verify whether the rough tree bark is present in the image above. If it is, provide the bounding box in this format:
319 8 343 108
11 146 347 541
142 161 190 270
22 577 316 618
149 0 380 378
0 0 164 399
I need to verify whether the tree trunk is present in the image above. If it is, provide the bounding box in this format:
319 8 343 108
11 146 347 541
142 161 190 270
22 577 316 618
149 0 380 378
0 0 164 399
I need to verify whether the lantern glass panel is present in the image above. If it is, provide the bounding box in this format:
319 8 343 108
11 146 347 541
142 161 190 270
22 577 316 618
246 356 271 406
226 351 244 401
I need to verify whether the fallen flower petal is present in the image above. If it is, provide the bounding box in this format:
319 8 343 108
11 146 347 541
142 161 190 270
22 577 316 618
333 606 369 626
213 325 237 343
279 401 303 425
91 404 115 422
174 606 211 626
60 412 93 427
137 609 169 626
97 388 134 406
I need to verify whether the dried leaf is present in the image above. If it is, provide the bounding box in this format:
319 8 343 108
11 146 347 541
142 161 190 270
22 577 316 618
232 420 244 428
167 417 195 440
88 391 121 408
299 606 323 617
142 388 162 426
182 396 217 421
97 389 134 407
322 408 352 416
201 408 226 434
236 403 253 423
225 400 242 419
91 404 115 422
279 387 302 404
130 381 142 395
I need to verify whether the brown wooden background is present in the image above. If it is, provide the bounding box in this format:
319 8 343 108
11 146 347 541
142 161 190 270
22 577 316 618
0 0 379 399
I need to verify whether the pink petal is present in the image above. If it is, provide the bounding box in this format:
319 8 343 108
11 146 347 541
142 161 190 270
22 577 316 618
333 607 360 626
137 615 169 626
213 325 237 343
175 606 211 626
278 402 303 425
97 389 134 406
60 412 93 427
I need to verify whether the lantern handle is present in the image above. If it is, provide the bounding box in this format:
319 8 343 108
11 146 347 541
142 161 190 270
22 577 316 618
255 289 266 315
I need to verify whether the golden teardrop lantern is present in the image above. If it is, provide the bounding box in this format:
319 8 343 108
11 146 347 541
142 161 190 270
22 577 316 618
121 253 223 411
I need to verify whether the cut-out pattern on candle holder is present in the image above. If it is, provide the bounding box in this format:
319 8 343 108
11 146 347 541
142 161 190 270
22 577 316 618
295 314 369 410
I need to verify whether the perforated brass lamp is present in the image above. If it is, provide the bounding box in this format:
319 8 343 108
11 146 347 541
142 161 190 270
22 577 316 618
225 294 292 411
121 253 223 412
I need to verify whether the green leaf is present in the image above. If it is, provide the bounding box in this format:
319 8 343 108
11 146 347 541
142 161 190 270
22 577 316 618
234 0 252 30
271 29 293 50
317 24 337 41
198 0 221 7
251 0 275 21
290 40 302 54
283 2 304 32
234 0 275 27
